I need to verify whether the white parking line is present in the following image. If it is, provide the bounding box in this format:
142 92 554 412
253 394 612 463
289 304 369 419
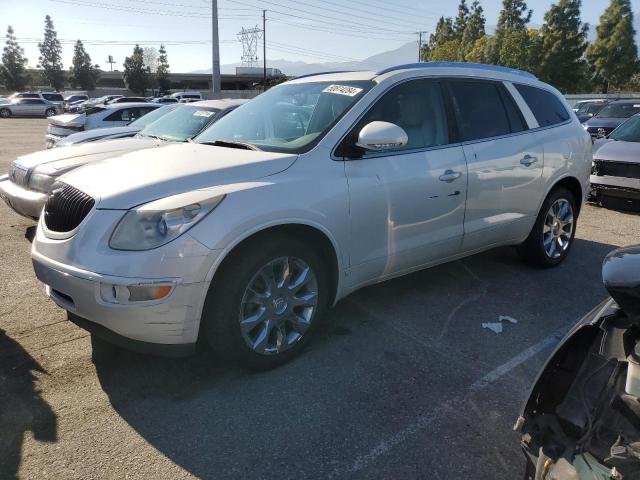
330 305 569 477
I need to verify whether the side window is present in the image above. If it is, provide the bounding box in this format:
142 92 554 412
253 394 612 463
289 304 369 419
342 79 450 157
514 84 569 127
447 80 517 141
25 99 44 104
105 108 134 122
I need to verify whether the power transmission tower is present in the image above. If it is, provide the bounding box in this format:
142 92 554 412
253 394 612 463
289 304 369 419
211 0 221 93
237 25 263 68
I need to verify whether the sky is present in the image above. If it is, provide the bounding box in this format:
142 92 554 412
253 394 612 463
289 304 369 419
0 0 623 73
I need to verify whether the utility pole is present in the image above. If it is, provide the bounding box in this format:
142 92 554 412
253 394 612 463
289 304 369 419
417 31 428 61
263 10 267 88
211 0 221 93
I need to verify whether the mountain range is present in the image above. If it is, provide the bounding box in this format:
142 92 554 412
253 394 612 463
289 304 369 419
194 19 639 77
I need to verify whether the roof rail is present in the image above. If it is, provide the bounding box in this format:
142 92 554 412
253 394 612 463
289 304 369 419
292 70 354 80
375 62 537 80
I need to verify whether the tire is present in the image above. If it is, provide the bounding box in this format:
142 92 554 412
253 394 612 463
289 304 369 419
0 108 11 118
517 187 577 268
202 234 329 370
45 108 56 117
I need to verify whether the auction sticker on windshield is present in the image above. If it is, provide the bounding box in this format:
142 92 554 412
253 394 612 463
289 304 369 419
322 85 363 97
194 110 214 117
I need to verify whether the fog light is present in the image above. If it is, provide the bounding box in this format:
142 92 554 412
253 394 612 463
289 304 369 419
127 284 173 301
99 282 174 304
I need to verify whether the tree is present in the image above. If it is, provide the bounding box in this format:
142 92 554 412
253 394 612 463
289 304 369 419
499 29 532 70
38 15 64 90
586 0 638 93
122 44 149 95
430 39 463 61
0 26 30 91
454 0 470 39
493 0 533 62
537 0 589 93
461 1 486 58
69 40 99 90
142 47 158 73
156 44 171 93
465 35 493 63
428 17 456 54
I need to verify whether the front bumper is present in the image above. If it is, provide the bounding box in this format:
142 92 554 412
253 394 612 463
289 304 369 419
0 175 47 219
590 174 640 201
32 250 205 350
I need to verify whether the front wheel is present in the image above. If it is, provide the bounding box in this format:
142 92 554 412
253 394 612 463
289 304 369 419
45 108 56 117
517 187 577 267
202 235 328 369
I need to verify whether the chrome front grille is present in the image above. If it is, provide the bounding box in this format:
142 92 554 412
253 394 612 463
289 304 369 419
8 162 29 187
43 183 95 232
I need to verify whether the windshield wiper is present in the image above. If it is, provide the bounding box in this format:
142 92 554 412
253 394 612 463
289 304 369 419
139 133 166 141
200 140 261 151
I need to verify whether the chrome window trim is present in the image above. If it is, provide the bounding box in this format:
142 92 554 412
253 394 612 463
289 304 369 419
330 74 568 161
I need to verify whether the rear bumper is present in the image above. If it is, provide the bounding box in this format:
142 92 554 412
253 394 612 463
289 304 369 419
0 175 47 219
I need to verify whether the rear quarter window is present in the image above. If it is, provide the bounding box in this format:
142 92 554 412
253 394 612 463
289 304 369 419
515 84 569 127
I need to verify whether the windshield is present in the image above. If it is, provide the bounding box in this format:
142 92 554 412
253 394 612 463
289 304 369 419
576 102 605 115
596 103 640 119
139 104 221 141
84 106 106 115
609 115 640 142
195 80 374 153
129 104 180 128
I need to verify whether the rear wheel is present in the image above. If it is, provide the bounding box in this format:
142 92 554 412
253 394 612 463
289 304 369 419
0 108 11 118
45 108 56 117
202 235 328 369
518 187 577 267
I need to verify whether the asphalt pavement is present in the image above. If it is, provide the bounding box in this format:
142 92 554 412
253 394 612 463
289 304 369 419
1 118 639 479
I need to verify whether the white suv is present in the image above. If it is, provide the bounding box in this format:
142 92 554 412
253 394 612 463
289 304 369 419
31 63 592 368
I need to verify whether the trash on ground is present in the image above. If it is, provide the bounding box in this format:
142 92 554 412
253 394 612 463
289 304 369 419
482 315 519 334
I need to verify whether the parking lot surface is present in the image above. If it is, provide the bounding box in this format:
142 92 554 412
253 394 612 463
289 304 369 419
1 118 639 479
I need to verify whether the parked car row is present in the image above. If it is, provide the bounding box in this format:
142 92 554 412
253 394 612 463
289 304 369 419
0 91 206 117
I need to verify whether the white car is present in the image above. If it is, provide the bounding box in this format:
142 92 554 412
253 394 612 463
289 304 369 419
0 100 246 218
170 91 203 103
31 63 592 369
55 103 182 147
45 102 160 148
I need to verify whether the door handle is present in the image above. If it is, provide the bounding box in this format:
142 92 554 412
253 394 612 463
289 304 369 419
520 154 538 167
439 170 462 183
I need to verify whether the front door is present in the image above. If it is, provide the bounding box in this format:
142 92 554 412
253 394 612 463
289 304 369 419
341 78 468 285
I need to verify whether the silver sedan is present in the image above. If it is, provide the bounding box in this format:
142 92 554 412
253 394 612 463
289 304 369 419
0 98 63 118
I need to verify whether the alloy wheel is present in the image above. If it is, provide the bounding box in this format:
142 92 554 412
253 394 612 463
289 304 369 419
543 198 574 259
239 256 318 355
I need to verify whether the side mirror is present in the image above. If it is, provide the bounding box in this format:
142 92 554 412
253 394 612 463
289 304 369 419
603 245 640 319
356 121 408 152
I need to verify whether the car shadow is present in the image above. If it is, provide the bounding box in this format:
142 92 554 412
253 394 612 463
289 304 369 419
0 329 57 480
91 238 621 479
24 226 37 243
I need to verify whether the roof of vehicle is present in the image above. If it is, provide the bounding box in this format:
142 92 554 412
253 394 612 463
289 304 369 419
575 99 609 104
288 62 543 86
186 99 249 109
170 91 202 97
608 99 640 104
97 102 159 110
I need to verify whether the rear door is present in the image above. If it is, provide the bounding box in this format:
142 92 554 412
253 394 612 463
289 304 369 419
446 79 543 251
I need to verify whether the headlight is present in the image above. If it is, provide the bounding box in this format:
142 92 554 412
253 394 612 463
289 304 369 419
109 192 225 251
28 172 56 193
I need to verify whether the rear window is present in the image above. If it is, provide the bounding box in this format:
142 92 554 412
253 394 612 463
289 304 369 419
448 80 526 141
43 93 63 101
515 84 569 127
596 103 640 119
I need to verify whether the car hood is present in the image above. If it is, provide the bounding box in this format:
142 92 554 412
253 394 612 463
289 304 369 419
48 113 87 127
585 117 625 129
57 126 141 146
61 143 298 209
594 139 640 164
14 138 161 174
